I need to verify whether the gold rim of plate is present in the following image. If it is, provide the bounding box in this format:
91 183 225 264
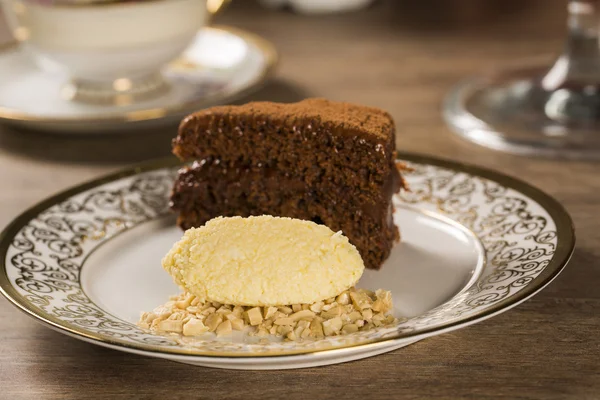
0 153 575 359
0 25 278 124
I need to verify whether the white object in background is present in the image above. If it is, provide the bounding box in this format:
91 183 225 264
0 27 277 133
258 0 375 14
0 0 227 104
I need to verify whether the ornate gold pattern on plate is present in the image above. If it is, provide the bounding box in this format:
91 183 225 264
0 154 575 358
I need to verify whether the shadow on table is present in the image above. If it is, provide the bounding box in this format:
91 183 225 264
387 0 533 29
0 79 311 165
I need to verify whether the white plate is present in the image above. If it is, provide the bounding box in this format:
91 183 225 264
0 154 575 369
0 26 277 133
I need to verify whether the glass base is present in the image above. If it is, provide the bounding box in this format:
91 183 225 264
61 72 170 106
444 65 600 160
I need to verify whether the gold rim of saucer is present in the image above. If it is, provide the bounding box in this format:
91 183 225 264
0 25 278 125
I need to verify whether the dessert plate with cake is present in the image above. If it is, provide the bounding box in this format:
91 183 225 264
0 99 574 369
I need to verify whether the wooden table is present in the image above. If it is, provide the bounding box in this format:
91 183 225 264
0 1 598 399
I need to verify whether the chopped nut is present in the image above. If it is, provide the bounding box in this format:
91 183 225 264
336 292 350 305
216 320 232 336
273 317 294 326
289 309 315 321
294 321 309 338
138 321 150 329
263 306 278 320
286 330 297 341
225 312 238 321
150 315 168 329
322 317 343 336
321 305 342 320
374 289 393 313
371 300 384 313
358 288 376 299
342 323 359 334
157 319 183 333
310 319 324 339
245 307 263 326
183 318 208 336
205 313 223 332
219 311 233 321
350 291 373 310
232 305 244 318
262 319 273 329
278 306 293 315
175 293 194 309
362 309 373 320
167 311 184 320
138 286 398 342
277 325 293 336
230 318 245 331
309 302 324 313
271 311 287 320
347 311 363 322
139 311 154 323
301 327 311 338
373 312 385 322
200 306 216 316
256 327 269 337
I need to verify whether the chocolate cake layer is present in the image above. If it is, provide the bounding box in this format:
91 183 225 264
170 98 403 269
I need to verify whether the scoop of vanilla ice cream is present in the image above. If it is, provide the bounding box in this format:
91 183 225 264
162 215 365 306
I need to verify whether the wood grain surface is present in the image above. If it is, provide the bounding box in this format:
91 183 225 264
0 1 598 399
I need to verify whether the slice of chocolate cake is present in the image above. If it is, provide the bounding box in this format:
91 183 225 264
170 98 404 269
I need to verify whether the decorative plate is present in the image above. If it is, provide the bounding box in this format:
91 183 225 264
0 153 574 370
0 26 277 133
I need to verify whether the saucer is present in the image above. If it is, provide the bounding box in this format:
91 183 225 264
0 26 277 134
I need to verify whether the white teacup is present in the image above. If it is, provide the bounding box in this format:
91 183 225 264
1 0 228 104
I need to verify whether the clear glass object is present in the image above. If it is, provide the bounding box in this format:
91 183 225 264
444 0 600 160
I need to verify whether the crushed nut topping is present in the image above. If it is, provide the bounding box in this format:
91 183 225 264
138 287 398 341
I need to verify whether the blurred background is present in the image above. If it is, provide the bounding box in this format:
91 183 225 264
0 0 566 165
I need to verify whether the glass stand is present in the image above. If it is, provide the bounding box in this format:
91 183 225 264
444 0 600 160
